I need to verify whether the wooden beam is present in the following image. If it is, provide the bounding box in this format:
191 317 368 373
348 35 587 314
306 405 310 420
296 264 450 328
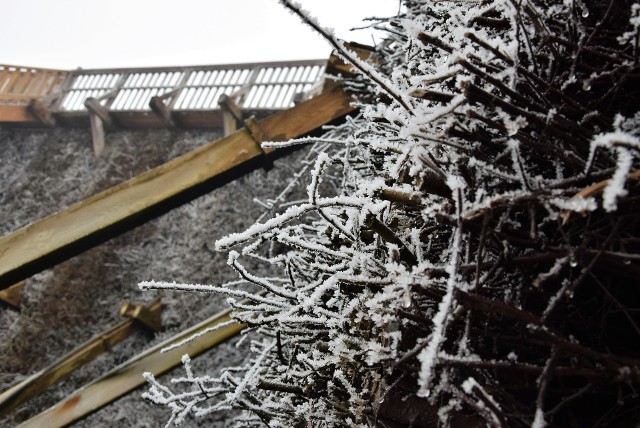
219 95 242 136
148 96 176 128
119 301 162 332
18 305 244 428
84 98 112 126
0 105 37 123
325 41 379 79
84 97 113 156
0 300 163 417
0 85 355 289
247 85 353 143
27 99 56 127
218 94 242 121
0 281 25 308
89 113 106 157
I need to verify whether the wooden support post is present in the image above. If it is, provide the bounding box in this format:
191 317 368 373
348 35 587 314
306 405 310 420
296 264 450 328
27 99 56 127
0 281 25 308
219 94 242 136
89 113 105 157
85 97 113 157
84 98 112 126
149 96 175 128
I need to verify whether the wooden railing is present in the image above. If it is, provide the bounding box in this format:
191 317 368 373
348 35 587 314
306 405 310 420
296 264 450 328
0 64 68 106
55 60 325 112
0 60 326 132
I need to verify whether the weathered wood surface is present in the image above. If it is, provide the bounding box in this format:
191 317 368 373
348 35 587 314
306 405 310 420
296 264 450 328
0 85 355 289
0 300 163 417
0 105 37 123
0 65 68 121
18 306 245 428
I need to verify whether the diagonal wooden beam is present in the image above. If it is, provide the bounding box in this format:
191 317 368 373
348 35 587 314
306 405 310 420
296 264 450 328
17 305 245 428
0 85 355 289
0 300 163 417
0 281 25 308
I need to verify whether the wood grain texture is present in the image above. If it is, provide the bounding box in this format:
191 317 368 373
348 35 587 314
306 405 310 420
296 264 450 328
0 105 37 123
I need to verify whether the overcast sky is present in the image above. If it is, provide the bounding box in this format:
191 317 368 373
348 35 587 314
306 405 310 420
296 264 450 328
1 0 398 70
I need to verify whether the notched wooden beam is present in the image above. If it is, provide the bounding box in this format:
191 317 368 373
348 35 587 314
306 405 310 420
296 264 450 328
0 281 25 309
120 300 163 332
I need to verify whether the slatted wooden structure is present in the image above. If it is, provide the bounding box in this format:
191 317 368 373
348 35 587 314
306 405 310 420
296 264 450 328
0 65 67 122
0 60 325 129
0 85 355 289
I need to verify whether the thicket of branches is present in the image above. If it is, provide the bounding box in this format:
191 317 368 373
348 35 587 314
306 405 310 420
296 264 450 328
141 0 640 426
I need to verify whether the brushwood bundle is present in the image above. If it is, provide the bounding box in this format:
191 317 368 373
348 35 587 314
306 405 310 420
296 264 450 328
141 0 640 426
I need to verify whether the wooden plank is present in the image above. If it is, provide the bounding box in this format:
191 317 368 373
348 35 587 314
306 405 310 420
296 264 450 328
18 306 245 428
0 300 163 417
12 72 34 95
0 86 355 289
1 71 22 94
245 85 352 143
0 105 37 123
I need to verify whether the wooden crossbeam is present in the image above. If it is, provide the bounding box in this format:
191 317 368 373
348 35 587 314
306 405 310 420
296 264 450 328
0 105 37 123
0 299 163 417
18 304 244 428
0 85 355 289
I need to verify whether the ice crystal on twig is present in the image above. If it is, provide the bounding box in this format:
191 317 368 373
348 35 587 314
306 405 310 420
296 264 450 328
142 1 640 426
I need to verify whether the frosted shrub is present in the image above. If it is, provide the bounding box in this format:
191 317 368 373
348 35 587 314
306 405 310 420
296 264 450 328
141 0 640 426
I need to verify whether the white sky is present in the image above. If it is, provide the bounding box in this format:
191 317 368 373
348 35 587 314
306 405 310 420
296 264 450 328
1 0 399 70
